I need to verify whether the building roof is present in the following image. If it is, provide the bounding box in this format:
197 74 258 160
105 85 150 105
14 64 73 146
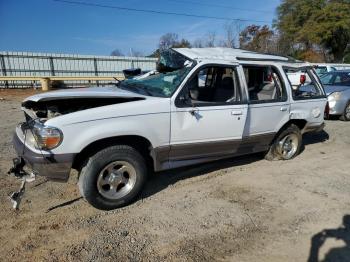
173 47 291 62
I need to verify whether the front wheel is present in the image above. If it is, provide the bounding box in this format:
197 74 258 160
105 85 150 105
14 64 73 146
265 124 302 161
78 145 147 210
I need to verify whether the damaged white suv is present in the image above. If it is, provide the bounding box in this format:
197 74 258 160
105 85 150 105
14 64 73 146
9 48 327 210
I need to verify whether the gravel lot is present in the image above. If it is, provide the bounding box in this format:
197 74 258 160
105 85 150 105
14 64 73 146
0 89 349 262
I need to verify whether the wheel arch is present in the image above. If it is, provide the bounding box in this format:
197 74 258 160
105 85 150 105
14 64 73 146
72 135 155 172
272 119 307 144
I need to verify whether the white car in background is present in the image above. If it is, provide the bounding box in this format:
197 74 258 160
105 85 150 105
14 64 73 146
9 48 327 210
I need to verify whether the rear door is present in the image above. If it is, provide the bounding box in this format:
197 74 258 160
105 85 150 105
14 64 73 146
169 64 248 168
240 64 290 148
284 66 327 125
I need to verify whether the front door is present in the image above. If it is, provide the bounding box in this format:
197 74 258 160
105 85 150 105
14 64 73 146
169 65 248 168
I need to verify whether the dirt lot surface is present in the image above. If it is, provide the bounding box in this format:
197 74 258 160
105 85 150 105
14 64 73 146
0 90 349 262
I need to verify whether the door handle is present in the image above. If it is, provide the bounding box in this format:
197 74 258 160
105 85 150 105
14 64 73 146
280 107 288 112
189 108 199 116
231 110 243 116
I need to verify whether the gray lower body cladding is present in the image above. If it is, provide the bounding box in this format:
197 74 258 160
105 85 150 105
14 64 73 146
13 133 74 182
153 133 276 171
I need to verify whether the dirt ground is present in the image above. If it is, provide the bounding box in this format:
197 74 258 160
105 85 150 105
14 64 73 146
0 90 349 262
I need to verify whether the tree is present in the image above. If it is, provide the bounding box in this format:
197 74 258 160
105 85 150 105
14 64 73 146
223 21 242 48
110 49 124 56
274 0 350 62
173 38 191 48
274 0 324 50
300 1 350 62
206 31 216 47
159 33 179 50
192 38 204 48
239 25 276 53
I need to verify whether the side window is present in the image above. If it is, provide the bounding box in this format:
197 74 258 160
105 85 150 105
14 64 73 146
186 66 241 104
284 68 324 100
242 65 286 103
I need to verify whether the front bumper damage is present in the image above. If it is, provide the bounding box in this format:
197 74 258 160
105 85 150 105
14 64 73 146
12 133 74 182
8 158 36 209
8 128 75 209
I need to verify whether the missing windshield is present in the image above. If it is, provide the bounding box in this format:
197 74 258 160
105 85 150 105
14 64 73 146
119 49 195 97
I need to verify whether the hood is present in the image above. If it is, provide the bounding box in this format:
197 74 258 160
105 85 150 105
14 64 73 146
23 86 146 102
324 85 350 96
21 86 148 121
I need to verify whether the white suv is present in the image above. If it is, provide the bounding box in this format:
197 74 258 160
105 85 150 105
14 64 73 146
9 48 327 210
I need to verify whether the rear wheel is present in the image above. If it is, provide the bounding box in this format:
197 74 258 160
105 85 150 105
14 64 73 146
339 102 350 121
265 124 302 161
78 145 147 210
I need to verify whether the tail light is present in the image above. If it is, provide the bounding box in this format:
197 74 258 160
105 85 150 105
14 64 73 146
300 74 306 84
324 101 330 119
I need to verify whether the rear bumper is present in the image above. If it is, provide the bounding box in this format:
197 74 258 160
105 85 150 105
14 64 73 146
13 133 74 182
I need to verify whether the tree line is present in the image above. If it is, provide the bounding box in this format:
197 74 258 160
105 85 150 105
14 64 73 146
111 0 350 63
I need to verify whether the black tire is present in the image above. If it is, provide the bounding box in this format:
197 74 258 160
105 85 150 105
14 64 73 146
78 145 147 210
265 124 302 161
339 102 350 121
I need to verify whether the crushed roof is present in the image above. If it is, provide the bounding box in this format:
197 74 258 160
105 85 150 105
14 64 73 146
173 47 291 62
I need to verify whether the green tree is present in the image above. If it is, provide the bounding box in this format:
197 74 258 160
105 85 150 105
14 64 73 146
274 0 350 62
300 1 350 62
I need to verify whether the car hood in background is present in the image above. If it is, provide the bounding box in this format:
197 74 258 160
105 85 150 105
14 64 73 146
324 85 350 96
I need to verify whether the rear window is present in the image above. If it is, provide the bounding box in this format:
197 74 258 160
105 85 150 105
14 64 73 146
284 67 325 100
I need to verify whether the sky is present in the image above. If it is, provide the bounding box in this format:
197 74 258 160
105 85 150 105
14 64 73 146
0 0 280 56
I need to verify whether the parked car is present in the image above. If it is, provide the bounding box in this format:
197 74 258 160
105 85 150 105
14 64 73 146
319 70 350 121
9 48 327 210
313 64 337 76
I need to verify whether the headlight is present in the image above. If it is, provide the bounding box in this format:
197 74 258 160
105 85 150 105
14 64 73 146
32 124 63 150
328 92 342 101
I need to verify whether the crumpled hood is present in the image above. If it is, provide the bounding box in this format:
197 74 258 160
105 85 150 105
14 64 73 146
23 86 146 102
324 85 350 96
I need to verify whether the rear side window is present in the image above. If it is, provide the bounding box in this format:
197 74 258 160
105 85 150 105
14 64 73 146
242 65 287 103
284 68 325 100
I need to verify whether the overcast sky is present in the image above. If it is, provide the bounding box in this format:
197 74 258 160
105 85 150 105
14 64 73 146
0 0 280 56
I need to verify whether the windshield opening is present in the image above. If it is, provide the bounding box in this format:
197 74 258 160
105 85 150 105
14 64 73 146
119 49 195 97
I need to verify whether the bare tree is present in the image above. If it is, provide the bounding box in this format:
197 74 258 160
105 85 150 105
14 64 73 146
223 21 243 48
192 38 204 48
159 33 179 50
110 49 124 56
130 48 144 57
206 31 216 47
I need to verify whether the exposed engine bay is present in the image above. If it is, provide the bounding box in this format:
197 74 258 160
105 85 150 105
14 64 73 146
22 97 144 120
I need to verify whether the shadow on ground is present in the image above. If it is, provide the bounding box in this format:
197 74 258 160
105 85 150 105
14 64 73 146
303 130 329 146
308 215 350 262
142 130 329 200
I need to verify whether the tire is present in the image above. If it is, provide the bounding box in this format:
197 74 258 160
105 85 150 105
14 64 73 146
339 102 350 121
265 124 302 161
78 145 147 210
